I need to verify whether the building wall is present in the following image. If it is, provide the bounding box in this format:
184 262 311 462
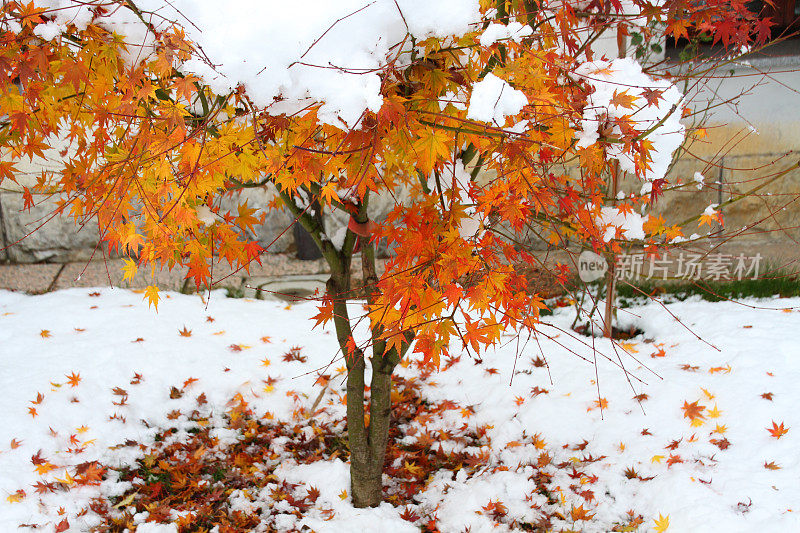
645 62 800 266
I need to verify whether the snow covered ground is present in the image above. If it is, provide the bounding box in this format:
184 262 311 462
1 288 799 531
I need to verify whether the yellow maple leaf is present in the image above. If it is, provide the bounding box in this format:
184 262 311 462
122 258 138 283
6 490 25 503
339 489 348 500
412 128 451 175
707 405 721 418
654 513 669 532
404 461 422 476
318 181 339 206
144 285 160 311
620 342 638 353
55 470 75 486
35 462 57 475
651 455 665 463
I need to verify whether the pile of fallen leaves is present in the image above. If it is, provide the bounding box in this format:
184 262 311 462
18 353 650 532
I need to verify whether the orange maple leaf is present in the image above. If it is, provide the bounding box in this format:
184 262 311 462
767 421 789 439
6 489 25 503
66 372 81 387
650 347 666 358
570 503 595 521
681 400 705 421
311 299 334 329
610 90 638 109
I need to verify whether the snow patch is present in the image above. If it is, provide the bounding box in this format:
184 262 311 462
467 73 528 125
574 58 685 182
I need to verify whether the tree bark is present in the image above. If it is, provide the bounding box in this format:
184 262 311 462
349 361 392 507
288 188 413 507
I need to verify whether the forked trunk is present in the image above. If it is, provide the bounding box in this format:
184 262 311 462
306 193 408 507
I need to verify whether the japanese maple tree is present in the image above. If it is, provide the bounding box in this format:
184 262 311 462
0 0 769 507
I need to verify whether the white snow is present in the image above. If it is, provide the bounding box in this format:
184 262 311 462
32 0 482 127
479 21 533 47
704 203 719 217
596 205 647 242
694 171 705 190
574 58 685 182
2 288 799 531
466 73 528 125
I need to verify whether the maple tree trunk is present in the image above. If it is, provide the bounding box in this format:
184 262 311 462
347 357 393 507
331 265 402 507
603 42 626 338
350 219 393 507
603 160 620 338
284 189 413 507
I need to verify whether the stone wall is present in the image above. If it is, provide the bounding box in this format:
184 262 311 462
0 183 406 263
2 64 798 265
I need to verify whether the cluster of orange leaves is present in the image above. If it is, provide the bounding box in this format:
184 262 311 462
0 0 769 366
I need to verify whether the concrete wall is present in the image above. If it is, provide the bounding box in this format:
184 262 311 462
649 61 800 266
